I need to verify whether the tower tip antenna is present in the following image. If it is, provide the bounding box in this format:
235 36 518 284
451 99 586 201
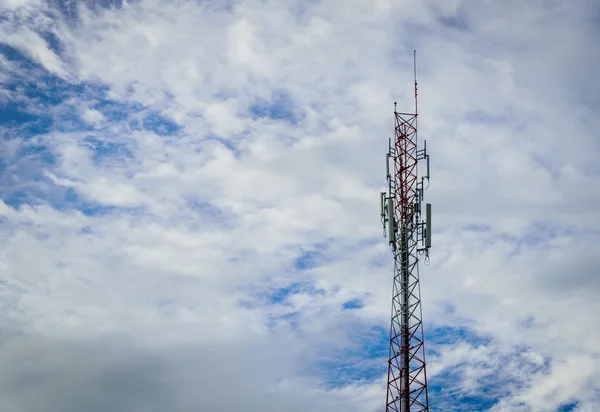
414 49 418 115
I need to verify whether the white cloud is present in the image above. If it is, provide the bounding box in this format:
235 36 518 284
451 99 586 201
203 99 247 137
1 0 599 411
1 0 42 12
0 28 67 78
81 108 105 126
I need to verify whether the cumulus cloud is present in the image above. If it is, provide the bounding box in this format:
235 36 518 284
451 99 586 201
0 0 599 411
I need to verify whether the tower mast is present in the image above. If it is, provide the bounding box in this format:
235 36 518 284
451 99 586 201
380 50 432 412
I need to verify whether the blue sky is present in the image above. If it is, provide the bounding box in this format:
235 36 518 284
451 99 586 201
1 1 600 411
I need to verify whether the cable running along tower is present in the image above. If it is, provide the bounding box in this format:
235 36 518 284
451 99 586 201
380 50 432 412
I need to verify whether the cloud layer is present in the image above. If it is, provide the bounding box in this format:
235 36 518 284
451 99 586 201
1 0 599 411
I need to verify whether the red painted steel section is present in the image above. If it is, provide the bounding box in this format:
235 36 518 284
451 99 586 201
384 107 429 412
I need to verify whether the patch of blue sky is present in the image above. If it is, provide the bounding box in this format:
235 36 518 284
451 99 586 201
521 349 551 375
78 203 131 217
265 311 300 331
39 31 64 57
0 43 40 72
342 298 364 310
3 181 59 210
316 325 388 388
0 144 58 209
55 111 96 134
558 402 579 412
84 136 133 163
318 359 383 388
92 99 143 123
4 183 142 217
1 41 180 216
65 188 146 217
16 143 56 166
2 191 32 210
294 242 330 270
429 366 501 412
0 102 38 125
294 251 322 270
0 102 54 139
430 386 498 412
427 326 495 397
2 117 54 139
261 282 326 306
90 100 181 137
279 311 300 329
54 1 78 25
142 111 181 136
54 0 125 24
7 186 68 214
205 133 241 157
247 281 326 329
269 282 303 304
88 0 125 11
353 325 389 365
126 117 143 131
440 371 532 411
249 89 304 125
427 325 493 348
1 45 99 137
429 343 551 411
2 43 180 138
1 45 105 105
22 74 94 107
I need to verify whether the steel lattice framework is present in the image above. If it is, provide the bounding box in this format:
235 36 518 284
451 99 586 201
381 51 431 412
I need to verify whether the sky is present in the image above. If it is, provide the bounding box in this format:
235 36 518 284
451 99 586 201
1 0 599 411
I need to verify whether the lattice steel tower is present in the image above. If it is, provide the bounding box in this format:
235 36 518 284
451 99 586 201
380 50 432 412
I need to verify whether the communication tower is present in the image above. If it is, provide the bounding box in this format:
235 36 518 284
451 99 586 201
380 50 432 412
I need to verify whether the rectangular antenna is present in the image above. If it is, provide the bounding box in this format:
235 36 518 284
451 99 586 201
425 203 432 248
387 198 395 243
386 153 390 177
427 155 431 179
380 192 386 217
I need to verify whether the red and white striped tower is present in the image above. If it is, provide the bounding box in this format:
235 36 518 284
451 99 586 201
380 50 432 412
